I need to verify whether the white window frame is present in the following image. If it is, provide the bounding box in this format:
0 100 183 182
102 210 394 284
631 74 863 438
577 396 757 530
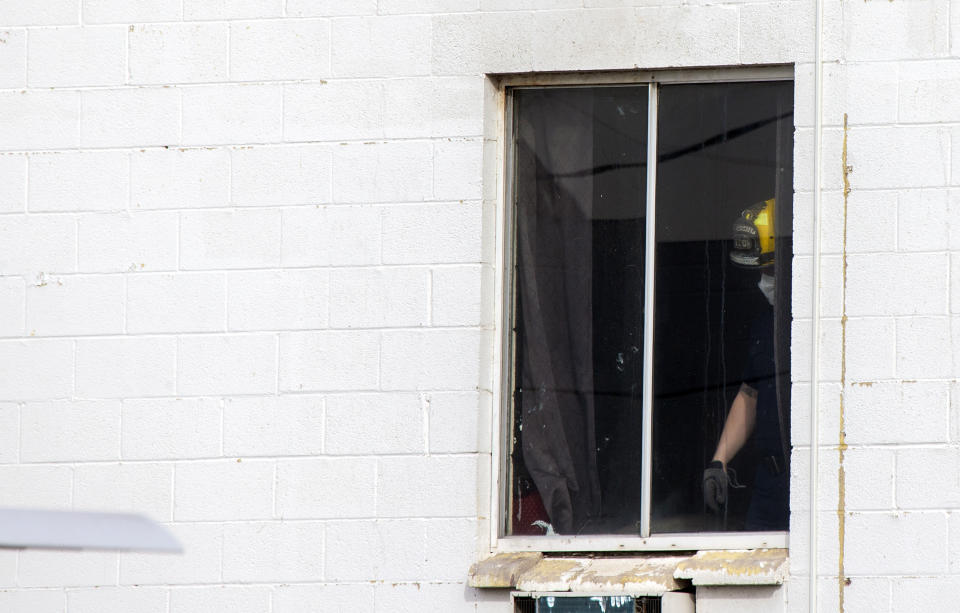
488 65 794 553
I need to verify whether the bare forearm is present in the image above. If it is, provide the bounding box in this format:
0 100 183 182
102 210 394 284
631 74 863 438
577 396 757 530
712 384 758 466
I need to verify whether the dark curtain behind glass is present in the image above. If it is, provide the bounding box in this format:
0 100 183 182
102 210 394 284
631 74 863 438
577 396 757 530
651 81 793 533
510 86 647 536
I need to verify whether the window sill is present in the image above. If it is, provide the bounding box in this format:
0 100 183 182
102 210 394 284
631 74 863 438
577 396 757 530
467 549 788 594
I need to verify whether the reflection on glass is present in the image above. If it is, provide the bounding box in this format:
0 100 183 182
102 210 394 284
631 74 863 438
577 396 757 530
536 596 636 612
509 86 648 536
651 81 793 533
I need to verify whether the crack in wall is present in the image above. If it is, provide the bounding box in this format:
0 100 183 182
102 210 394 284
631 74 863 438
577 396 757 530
838 112 851 613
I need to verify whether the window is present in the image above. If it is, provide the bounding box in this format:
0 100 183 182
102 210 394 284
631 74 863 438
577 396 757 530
495 70 794 548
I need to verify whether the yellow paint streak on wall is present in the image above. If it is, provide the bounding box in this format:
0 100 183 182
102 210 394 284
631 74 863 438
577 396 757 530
838 113 851 613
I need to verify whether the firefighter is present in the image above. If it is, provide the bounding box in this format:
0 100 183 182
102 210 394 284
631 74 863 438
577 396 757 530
703 199 789 531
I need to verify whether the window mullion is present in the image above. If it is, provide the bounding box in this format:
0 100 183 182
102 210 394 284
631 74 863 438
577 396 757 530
639 82 659 539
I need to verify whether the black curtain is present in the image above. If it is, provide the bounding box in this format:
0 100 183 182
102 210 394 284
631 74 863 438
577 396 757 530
515 90 602 534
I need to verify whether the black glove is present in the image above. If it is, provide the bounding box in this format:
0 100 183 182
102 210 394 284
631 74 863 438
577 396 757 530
703 460 728 513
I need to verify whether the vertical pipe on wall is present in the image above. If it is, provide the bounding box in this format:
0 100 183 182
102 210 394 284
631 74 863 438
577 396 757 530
809 0 826 609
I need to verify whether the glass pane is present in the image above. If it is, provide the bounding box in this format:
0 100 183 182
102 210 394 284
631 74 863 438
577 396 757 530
536 596 636 612
651 81 793 533
508 86 648 536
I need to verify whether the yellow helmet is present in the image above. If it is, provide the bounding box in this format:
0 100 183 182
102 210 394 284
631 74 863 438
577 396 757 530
730 198 775 269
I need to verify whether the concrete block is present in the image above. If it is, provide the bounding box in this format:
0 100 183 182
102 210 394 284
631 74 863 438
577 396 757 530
170 586 272 613
328 267 429 328
325 519 425 581
29 151 129 212
184 0 283 19
0 277 24 337
0 403 18 463
844 511 946 575
844 190 898 255
180 209 282 270
431 265 483 326
0 340 73 401
842 447 894 511
0 154 25 212
381 202 482 264
74 462 173 521
286 0 376 16
953 381 960 443
283 80 384 142
330 16 431 77
847 126 949 189
378 455 478 517
325 392 423 454
18 550 117 588
276 457 377 519
279 330 380 392
0 90 79 151
381 0 478 12
845 253 948 317
435 138 482 200
792 254 843 320
843 0 948 61
0 215 76 275
76 337 177 398
423 519 481 581
121 397 221 460
281 205 381 267
68 588 167 613
380 329 482 391
222 521 324 582
177 333 277 395
0 0 77 26
83 0 180 23
899 60 960 124
844 317 897 382
127 273 226 334
227 269 328 331
121 523 223 585
181 84 283 145
26 274 124 336
80 88 180 148
696 586 784 613
845 381 949 445
332 141 434 203
0 591 63 613
899 189 949 252
0 28 25 88
129 23 229 84
222 394 324 456
131 147 231 210
230 144 332 205
897 447 960 509
374 581 490 613
431 13 482 76
273 584 374 613
27 26 125 87
898 316 952 379
951 511 960 573
174 460 274 520
78 211 178 272
21 399 120 462
0 465 71 508
230 19 330 81
892 577 960 612
428 391 489 453
481 0 577 8
383 77 484 139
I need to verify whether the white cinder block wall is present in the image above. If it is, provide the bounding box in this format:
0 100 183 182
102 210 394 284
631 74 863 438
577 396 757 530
0 0 956 612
